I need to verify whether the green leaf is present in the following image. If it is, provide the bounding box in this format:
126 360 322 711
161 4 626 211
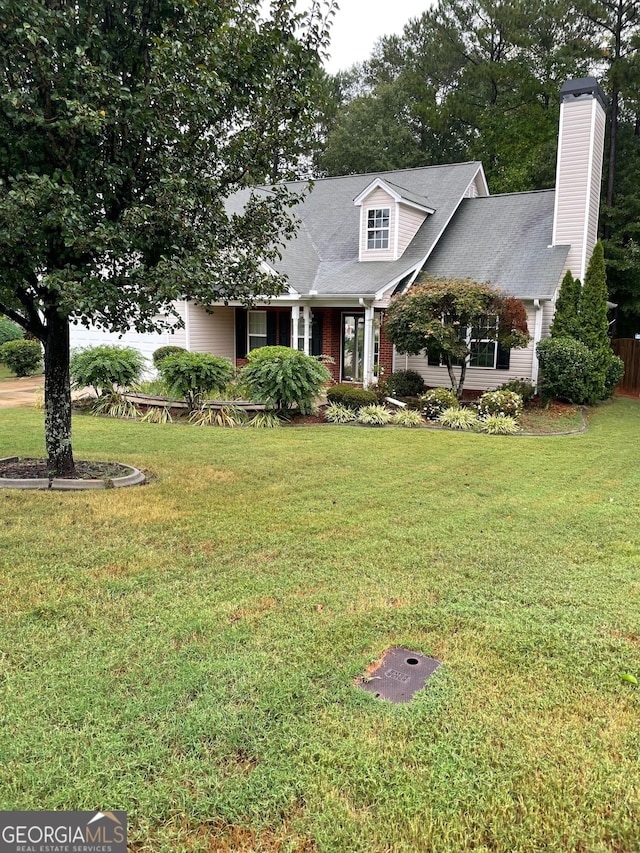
619 672 638 685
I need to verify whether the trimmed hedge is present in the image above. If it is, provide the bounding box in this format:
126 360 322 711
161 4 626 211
385 369 425 398
326 383 377 410
152 345 186 368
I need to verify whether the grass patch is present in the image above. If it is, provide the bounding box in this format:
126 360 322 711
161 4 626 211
1 400 639 852
0 364 14 380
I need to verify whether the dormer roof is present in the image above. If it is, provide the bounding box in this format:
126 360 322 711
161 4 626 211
353 177 435 214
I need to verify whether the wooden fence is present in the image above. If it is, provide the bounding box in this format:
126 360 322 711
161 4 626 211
612 338 640 394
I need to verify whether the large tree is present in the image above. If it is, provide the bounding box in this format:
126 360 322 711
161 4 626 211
384 276 530 398
0 0 334 476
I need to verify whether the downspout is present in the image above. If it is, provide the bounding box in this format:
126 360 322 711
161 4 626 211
184 299 191 352
531 299 544 388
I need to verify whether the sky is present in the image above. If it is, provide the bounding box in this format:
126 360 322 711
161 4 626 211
323 1 431 73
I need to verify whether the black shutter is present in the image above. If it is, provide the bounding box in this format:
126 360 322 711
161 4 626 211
235 308 247 359
279 313 291 347
266 312 278 345
496 342 511 370
311 313 324 356
427 350 440 367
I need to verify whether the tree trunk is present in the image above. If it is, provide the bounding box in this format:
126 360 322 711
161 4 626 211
43 309 76 478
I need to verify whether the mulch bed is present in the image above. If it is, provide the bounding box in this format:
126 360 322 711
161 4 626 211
0 458 132 480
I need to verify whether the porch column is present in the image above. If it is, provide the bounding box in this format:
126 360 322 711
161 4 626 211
303 305 311 356
290 305 300 350
362 302 375 388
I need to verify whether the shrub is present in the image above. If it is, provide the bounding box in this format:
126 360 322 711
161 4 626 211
327 384 378 410
324 402 357 423
420 387 459 419
139 406 173 424
0 316 24 346
158 351 234 411
247 410 282 428
91 393 141 419
357 404 393 425
604 352 624 397
189 405 247 427
477 390 523 420
497 378 535 403
241 346 331 414
0 339 42 376
480 415 520 435
437 406 480 430
536 337 599 404
70 345 146 396
385 369 425 398
391 408 425 427
152 345 186 368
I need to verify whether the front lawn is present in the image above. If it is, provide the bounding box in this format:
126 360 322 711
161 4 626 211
1 400 639 852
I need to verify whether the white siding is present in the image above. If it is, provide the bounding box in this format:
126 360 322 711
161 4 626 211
188 304 235 362
360 188 396 261
69 300 187 376
396 303 540 390
397 203 428 257
553 96 606 281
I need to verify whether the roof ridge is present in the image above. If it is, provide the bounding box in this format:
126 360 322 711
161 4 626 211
467 188 555 199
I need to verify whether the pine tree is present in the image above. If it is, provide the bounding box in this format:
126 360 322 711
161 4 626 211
550 269 581 338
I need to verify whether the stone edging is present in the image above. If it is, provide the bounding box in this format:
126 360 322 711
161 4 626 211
0 457 146 491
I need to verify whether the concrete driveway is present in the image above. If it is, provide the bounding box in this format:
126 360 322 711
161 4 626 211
0 375 44 408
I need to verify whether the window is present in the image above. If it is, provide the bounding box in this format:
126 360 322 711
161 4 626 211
428 316 504 369
367 208 390 250
469 318 498 368
248 310 267 351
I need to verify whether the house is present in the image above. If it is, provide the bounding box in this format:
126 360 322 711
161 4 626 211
70 78 607 391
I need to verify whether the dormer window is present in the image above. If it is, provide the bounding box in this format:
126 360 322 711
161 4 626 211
367 208 390 250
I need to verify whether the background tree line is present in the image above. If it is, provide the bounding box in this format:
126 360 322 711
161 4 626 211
313 0 640 335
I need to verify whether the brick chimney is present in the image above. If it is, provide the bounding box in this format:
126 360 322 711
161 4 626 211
552 78 607 282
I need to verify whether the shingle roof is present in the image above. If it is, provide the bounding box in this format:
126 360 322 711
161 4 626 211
421 190 569 300
226 167 566 301
228 162 484 296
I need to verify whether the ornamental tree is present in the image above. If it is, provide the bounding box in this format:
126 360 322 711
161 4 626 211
384 276 530 398
0 0 334 476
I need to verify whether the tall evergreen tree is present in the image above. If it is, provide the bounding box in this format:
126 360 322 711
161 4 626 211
578 242 611 352
550 270 582 338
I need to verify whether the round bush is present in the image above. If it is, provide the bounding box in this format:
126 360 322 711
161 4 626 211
437 406 479 430
477 390 523 420
603 352 624 397
241 346 331 414
158 351 234 411
420 387 459 419
0 316 24 346
0 339 42 376
70 345 146 396
152 345 186 368
326 383 377 410
385 369 425 398
536 337 599 404
480 415 520 435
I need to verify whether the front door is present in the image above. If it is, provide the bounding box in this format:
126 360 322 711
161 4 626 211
341 313 365 382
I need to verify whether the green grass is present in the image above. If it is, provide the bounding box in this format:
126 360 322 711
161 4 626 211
1 400 639 852
0 364 13 380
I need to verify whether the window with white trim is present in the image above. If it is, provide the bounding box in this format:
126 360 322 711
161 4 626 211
469 318 498 368
367 208 390 250
248 310 267 352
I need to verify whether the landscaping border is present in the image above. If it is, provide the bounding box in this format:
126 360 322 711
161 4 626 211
0 457 146 491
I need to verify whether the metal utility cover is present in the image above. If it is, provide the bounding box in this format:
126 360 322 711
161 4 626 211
358 647 441 703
